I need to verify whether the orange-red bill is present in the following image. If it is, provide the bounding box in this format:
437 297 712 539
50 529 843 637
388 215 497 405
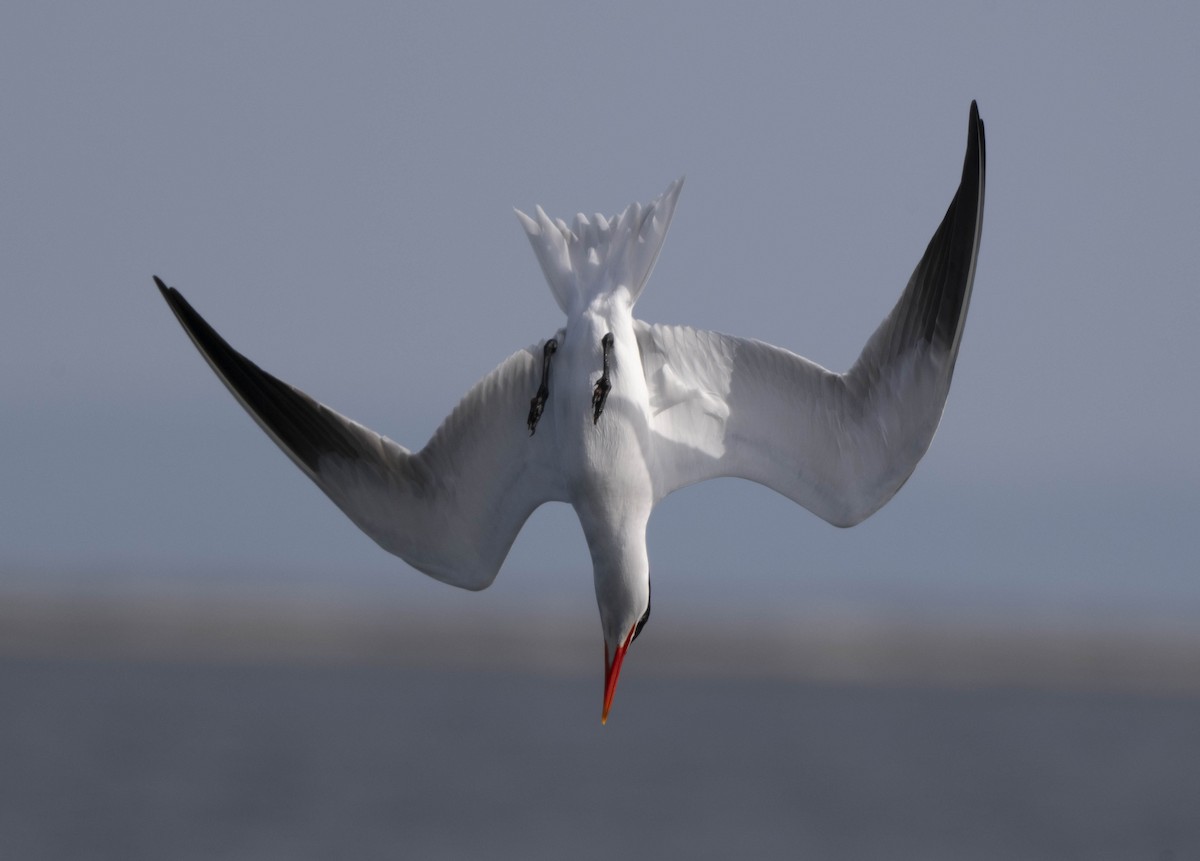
601 626 637 724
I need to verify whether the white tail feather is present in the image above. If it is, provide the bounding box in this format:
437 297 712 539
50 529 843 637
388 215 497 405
516 178 683 315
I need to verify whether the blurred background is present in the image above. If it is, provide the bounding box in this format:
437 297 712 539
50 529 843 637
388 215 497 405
2 2 1198 858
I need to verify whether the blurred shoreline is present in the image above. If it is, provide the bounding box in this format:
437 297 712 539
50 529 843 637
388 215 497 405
4 576 1199 696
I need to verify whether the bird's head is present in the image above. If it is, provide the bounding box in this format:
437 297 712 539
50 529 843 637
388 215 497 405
597 576 650 724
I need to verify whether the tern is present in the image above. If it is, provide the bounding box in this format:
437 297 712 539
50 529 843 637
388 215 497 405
157 102 985 723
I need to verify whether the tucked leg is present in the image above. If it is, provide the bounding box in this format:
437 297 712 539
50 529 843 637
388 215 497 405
527 338 557 435
592 332 614 425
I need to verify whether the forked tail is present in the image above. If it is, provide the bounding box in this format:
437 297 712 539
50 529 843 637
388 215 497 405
515 178 683 315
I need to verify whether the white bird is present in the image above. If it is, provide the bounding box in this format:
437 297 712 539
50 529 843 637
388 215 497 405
157 102 985 723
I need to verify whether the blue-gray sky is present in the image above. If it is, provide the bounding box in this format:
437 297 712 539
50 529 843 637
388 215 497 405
2 2 1197 628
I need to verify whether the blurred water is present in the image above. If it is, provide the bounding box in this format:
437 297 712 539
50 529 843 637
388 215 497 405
2 658 1198 860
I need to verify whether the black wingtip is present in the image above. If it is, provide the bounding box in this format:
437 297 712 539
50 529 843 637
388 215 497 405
966 101 983 155
969 100 984 140
153 275 175 302
968 101 985 169
154 275 191 322
154 276 368 473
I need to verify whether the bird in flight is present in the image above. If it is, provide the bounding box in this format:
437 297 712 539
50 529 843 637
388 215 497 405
157 102 985 723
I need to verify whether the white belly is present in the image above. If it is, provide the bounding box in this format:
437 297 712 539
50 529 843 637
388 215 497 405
552 338 654 514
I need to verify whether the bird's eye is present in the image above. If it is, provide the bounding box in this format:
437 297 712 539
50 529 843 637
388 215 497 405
632 584 651 641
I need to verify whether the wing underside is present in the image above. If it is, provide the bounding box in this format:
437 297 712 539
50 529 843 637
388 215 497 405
156 279 565 589
638 101 986 525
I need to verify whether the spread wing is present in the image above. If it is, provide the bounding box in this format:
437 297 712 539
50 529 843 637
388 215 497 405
157 279 567 589
636 101 985 526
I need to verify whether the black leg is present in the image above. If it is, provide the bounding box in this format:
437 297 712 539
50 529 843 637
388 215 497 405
527 338 557 435
592 332 614 425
